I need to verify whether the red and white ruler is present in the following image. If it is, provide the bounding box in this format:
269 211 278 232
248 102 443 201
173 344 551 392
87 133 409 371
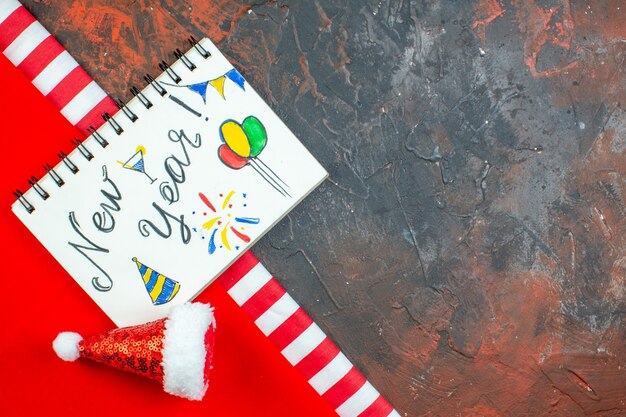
0 1 399 416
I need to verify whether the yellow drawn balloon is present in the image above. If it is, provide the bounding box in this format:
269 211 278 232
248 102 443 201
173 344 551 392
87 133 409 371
220 121 251 157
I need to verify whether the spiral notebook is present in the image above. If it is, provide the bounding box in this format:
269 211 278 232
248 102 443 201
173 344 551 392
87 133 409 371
12 38 327 327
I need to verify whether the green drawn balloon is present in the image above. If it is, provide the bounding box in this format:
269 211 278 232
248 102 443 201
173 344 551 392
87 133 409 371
242 116 267 157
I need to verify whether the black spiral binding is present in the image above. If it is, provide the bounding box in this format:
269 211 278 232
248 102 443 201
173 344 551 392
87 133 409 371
115 98 139 122
58 151 79 174
44 163 64 187
88 126 109 147
174 48 196 71
189 35 211 58
14 190 34 213
15 36 211 213
102 112 123 135
28 176 49 200
71 138 94 161
144 74 167 96
130 85 153 109
159 60 182 84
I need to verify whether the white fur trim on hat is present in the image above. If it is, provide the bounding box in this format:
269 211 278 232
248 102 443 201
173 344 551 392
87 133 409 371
53 332 83 362
161 302 215 401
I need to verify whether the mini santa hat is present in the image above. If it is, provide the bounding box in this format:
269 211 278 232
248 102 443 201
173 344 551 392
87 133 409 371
52 302 215 401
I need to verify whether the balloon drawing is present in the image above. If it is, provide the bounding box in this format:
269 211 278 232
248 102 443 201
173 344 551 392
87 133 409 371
218 116 290 197
192 191 260 255
117 145 157 184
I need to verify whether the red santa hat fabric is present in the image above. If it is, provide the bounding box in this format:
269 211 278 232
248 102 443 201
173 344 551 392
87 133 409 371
53 302 215 401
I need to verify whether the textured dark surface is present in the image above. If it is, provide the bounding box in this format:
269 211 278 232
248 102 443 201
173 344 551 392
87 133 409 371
24 1 625 415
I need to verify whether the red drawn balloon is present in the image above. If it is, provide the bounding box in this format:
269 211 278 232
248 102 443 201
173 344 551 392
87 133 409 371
218 144 249 169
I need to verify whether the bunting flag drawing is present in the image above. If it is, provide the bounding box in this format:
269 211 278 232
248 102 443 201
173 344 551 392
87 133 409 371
117 146 157 184
132 257 181 305
208 76 226 100
164 68 246 103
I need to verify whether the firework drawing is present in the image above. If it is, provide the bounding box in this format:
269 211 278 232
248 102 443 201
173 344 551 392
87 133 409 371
193 191 260 255
218 115 291 197
117 145 157 184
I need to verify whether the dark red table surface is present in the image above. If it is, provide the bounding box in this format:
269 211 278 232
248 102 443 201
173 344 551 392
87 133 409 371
9 1 626 416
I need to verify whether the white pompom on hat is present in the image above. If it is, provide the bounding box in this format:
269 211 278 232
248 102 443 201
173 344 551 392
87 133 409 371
52 331 83 361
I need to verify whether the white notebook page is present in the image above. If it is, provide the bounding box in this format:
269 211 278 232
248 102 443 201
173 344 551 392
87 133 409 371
12 38 327 327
